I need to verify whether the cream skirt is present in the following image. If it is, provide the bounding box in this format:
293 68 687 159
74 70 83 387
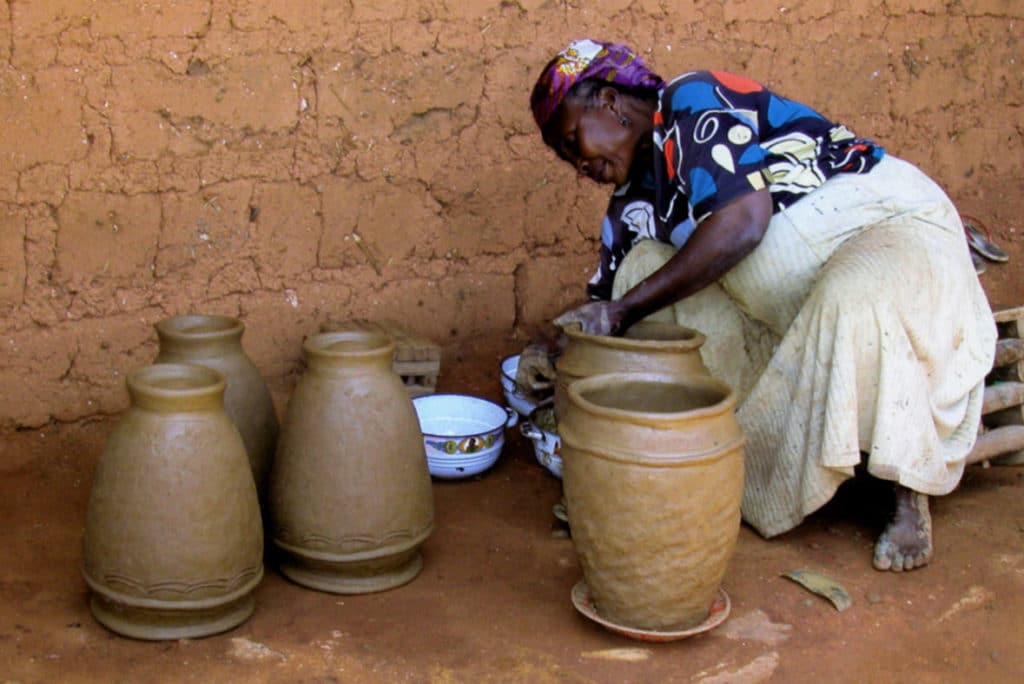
612 156 996 537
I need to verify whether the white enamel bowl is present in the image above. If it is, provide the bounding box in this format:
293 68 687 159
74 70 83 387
520 405 562 479
500 354 540 417
413 394 518 479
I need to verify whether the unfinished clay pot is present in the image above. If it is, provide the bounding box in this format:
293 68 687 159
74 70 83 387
554 320 708 420
558 371 744 632
269 331 434 594
154 314 279 499
82 364 264 640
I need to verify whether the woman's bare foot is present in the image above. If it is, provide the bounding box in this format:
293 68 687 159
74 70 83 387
873 485 933 572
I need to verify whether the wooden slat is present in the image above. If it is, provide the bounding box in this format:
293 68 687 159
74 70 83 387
981 382 1024 415
992 306 1024 324
988 362 1024 384
976 306 1024 463
966 426 1024 464
994 338 1024 367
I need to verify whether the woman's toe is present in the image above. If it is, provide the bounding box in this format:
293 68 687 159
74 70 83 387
890 552 906 572
873 539 895 570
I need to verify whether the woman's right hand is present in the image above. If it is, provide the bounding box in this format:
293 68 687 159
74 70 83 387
515 343 557 394
554 300 629 336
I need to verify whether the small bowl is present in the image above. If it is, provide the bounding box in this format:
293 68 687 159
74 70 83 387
520 405 562 479
500 354 541 417
413 394 517 479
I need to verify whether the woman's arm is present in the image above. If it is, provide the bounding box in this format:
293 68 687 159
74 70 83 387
555 188 773 335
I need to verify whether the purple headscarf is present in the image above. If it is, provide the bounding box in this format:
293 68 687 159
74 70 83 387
530 39 665 130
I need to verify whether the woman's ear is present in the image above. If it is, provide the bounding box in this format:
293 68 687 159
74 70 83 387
597 85 620 114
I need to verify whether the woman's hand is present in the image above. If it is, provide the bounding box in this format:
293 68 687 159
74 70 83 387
554 300 629 336
515 343 557 394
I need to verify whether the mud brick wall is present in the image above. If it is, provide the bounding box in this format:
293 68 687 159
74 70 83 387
1 0 1022 429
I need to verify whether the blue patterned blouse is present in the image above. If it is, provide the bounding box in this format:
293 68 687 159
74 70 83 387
587 70 884 300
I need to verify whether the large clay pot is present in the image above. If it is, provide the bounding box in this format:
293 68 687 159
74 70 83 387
554 320 708 420
82 364 264 640
559 371 744 632
269 331 434 594
154 314 279 498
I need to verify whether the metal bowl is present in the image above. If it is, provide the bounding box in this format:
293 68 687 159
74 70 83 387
413 394 517 479
520 404 561 479
500 354 541 417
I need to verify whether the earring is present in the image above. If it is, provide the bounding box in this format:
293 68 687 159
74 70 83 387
619 116 630 127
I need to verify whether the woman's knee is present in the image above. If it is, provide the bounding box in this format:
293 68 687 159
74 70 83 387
612 240 677 299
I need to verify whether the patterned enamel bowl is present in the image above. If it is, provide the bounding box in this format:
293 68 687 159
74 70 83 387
500 354 540 417
520 405 561 479
413 394 518 479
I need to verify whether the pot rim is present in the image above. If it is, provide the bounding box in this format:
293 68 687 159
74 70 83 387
126 366 225 397
414 393 515 436
155 313 244 340
565 371 736 423
500 354 519 383
303 330 394 360
560 320 706 353
501 355 536 395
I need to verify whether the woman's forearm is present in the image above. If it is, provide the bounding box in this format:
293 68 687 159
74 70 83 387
617 189 773 328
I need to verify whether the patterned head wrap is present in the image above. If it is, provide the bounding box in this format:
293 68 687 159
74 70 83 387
530 39 665 130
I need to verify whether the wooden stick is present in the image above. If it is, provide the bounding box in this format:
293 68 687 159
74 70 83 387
982 382 1024 415
994 338 1024 367
993 306 1024 324
966 426 1024 465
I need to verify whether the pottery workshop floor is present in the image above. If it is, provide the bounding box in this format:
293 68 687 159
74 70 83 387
2 374 1023 683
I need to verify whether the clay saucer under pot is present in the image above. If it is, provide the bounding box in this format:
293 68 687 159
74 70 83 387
571 582 731 642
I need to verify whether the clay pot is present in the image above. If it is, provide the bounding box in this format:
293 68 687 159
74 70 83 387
269 331 434 594
82 363 264 640
554 321 708 420
558 371 744 632
154 314 279 498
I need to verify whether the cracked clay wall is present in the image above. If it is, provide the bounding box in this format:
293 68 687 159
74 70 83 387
1 0 1022 430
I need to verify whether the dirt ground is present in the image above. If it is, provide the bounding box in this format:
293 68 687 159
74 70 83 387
2 361 1023 684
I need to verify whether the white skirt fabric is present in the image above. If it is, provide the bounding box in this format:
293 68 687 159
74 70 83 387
612 156 996 537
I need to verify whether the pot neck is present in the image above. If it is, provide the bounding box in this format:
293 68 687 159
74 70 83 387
127 364 226 413
303 331 395 374
155 315 245 358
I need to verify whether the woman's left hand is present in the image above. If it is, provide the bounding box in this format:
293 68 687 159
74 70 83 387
554 300 629 336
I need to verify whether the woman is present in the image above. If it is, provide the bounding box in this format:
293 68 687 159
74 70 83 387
527 39 995 572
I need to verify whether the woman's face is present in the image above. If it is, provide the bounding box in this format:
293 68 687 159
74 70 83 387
548 91 637 187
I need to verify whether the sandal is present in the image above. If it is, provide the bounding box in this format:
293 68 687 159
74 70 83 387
971 250 986 276
963 214 1009 262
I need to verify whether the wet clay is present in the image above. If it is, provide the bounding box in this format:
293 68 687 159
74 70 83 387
531 405 558 432
554 321 708 420
269 331 434 594
559 372 744 631
82 364 264 640
154 315 279 500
